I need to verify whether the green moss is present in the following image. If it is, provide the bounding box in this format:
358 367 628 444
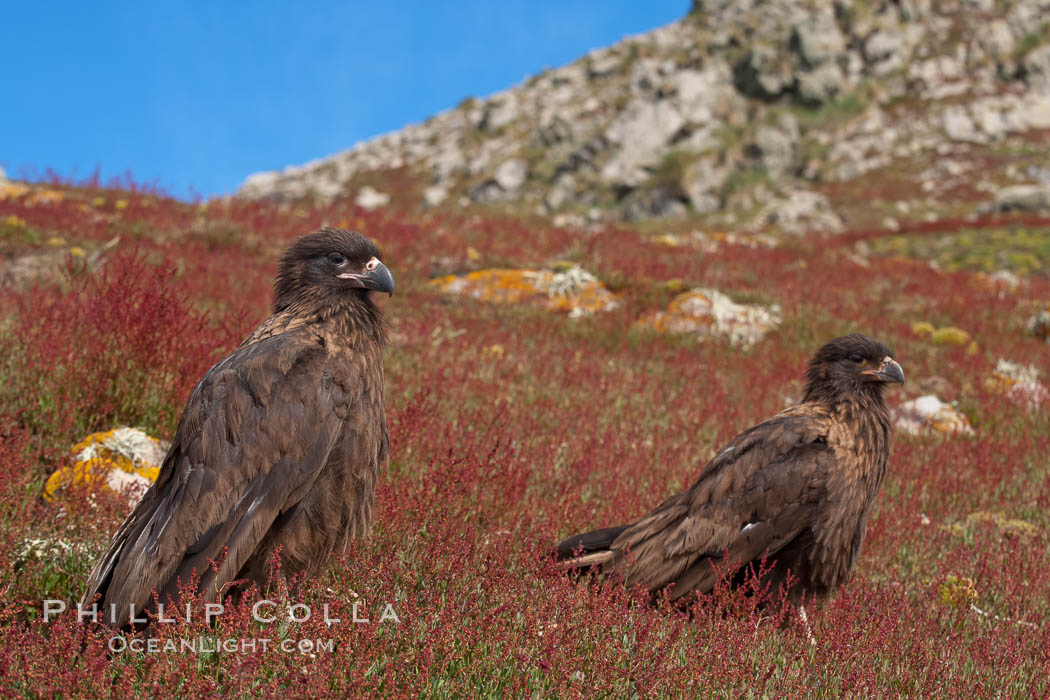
788 92 868 130
649 148 699 194
0 221 46 251
1015 25 1050 57
721 167 770 199
868 225 1050 276
931 326 971 346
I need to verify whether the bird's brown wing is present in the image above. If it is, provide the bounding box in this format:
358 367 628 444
601 411 836 600
81 329 361 627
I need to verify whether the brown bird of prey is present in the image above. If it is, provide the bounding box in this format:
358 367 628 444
557 334 904 609
81 227 394 628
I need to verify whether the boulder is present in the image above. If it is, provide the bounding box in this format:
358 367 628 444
601 100 686 186
623 187 689 221
792 14 845 69
984 359 1048 410
1028 308 1050 342
429 266 620 318
636 288 781 347
994 184 1050 213
734 44 795 99
681 156 728 214
1023 44 1050 89
797 63 845 104
480 94 519 133
422 185 449 207
749 125 797 176
894 395 974 436
355 186 390 210
751 189 844 234
495 158 529 193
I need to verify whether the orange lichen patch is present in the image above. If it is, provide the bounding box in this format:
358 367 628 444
0 182 66 206
44 427 168 505
429 267 619 318
0 181 30 199
636 288 780 347
431 269 547 305
24 188 65 207
984 359 1048 409
650 230 777 252
971 270 1020 292
894 395 974 436
692 230 777 252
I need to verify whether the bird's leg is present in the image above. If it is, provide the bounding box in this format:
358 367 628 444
799 605 816 645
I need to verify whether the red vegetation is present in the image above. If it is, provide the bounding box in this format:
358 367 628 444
0 179 1048 695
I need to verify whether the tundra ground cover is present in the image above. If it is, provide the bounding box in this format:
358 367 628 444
0 178 1049 696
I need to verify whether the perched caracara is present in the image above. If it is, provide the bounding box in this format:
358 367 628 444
557 334 904 606
82 228 394 628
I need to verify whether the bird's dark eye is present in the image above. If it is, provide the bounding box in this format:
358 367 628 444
850 355 864 364
328 252 346 266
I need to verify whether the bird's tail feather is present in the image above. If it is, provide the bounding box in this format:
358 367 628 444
556 524 631 568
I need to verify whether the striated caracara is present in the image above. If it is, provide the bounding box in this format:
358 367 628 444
557 334 904 607
81 227 394 628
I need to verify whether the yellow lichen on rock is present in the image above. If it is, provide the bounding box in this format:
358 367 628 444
637 288 780 347
44 427 167 506
429 266 619 318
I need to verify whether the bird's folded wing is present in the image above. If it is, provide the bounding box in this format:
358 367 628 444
609 413 834 593
82 332 351 626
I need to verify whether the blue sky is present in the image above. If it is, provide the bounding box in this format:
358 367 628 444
3 2 687 199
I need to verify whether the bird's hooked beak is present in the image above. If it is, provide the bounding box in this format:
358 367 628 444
339 257 395 296
861 357 905 384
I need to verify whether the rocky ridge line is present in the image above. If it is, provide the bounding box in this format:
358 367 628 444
238 0 1050 233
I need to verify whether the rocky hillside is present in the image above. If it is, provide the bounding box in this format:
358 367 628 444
238 0 1050 233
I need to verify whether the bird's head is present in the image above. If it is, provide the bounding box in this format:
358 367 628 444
273 227 394 312
802 333 904 404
